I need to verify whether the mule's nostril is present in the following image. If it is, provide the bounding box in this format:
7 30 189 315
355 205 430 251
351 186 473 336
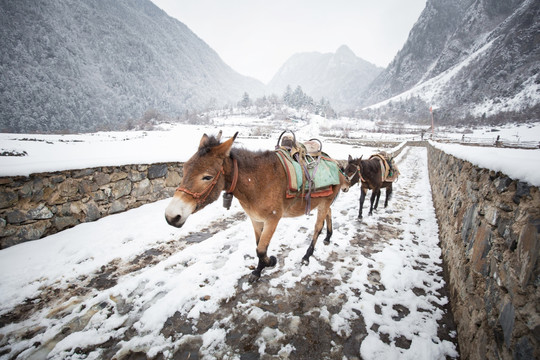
165 214 182 227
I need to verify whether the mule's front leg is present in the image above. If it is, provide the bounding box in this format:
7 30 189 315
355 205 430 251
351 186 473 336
358 188 367 219
250 218 279 281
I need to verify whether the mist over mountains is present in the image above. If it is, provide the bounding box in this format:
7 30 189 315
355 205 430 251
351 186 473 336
267 45 383 111
1 0 538 133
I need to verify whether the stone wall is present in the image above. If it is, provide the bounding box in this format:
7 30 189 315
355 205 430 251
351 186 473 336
427 143 539 360
0 163 183 249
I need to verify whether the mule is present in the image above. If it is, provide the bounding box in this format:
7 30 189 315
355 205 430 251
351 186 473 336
165 132 349 280
344 155 393 219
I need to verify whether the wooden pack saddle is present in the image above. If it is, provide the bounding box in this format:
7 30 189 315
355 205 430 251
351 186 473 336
274 131 341 202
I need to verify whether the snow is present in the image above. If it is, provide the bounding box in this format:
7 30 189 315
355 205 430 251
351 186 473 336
0 117 538 358
367 37 498 110
430 141 540 187
0 142 458 359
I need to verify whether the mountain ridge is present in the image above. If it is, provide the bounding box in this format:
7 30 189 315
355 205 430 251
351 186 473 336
0 0 264 133
359 0 539 124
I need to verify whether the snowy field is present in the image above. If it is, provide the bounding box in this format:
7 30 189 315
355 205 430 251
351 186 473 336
1 116 539 183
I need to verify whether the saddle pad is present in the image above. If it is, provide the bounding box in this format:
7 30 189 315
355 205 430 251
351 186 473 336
370 153 400 182
275 149 340 197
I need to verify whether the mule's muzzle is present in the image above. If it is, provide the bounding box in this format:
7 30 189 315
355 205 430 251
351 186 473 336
165 214 184 228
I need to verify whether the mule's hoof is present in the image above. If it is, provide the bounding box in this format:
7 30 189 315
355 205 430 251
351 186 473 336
269 256 277 267
249 271 261 283
301 257 310 266
323 239 330 245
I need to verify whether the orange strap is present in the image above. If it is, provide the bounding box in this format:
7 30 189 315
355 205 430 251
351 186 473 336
176 167 224 204
226 158 238 194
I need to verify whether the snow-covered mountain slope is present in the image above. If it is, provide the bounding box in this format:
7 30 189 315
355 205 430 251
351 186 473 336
361 0 539 124
0 0 265 133
268 45 383 110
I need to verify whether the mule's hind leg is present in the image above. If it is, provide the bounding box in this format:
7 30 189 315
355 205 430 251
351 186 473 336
302 206 329 265
374 189 381 209
323 208 333 245
368 190 378 216
250 218 279 281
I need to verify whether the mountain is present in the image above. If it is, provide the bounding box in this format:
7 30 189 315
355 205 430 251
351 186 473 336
360 0 540 125
0 0 265 133
267 45 383 111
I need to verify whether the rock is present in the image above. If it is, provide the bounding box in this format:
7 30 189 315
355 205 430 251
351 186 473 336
148 164 168 179
131 179 151 198
517 220 539 288
93 172 111 186
58 178 79 198
514 336 535 360
128 170 146 182
461 204 478 246
110 171 128 182
110 200 127 214
78 179 98 194
498 302 515 348
112 179 131 199
84 201 101 222
165 171 182 188
6 210 28 224
72 168 94 178
513 182 530 204
485 206 499 227
16 221 50 241
27 204 53 220
0 190 18 209
54 216 78 230
494 176 512 193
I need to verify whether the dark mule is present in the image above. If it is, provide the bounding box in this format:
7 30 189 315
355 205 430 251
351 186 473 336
344 155 393 219
165 132 349 280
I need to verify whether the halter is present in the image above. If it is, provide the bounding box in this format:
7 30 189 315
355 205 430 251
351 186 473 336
347 163 366 184
175 157 239 205
176 167 224 204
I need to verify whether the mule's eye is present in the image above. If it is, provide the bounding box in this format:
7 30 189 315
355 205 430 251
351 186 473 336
202 175 213 181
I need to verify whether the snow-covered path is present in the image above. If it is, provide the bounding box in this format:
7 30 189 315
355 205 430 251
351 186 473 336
0 146 458 359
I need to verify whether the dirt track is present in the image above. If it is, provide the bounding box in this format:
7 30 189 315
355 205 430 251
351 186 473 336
0 147 458 359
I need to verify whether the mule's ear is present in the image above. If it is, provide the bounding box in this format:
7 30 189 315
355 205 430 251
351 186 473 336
199 133 210 149
216 130 223 142
359 155 363 160
214 132 238 157
348 155 353 162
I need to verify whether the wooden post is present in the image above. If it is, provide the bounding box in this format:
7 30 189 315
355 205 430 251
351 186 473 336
430 106 434 135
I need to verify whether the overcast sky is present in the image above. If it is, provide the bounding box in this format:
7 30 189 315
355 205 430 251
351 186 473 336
150 0 427 84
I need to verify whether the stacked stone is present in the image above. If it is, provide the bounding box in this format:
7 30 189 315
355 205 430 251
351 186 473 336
428 144 539 360
0 163 182 249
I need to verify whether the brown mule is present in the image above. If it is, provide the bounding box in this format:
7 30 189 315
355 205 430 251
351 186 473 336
165 132 349 280
344 155 393 219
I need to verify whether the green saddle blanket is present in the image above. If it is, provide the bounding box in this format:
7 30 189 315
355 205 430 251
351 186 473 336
275 149 341 193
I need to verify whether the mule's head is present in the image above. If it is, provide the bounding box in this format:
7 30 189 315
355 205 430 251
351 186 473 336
165 132 237 228
344 155 362 186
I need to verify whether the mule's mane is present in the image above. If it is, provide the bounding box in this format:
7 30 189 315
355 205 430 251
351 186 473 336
231 147 276 171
